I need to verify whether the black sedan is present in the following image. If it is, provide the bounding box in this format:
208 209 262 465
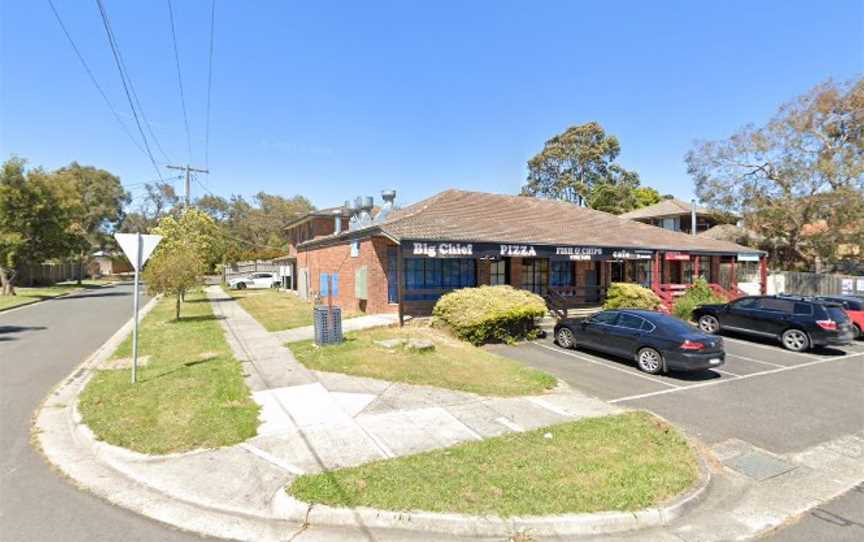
554 309 725 375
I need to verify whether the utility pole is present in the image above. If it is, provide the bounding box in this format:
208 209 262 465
166 164 209 208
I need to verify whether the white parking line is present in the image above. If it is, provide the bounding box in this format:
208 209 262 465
609 352 864 404
726 353 786 368
530 342 681 389
722 336 818 359
713 368 742 378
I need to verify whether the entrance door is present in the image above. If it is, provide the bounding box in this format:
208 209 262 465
585 268 598 302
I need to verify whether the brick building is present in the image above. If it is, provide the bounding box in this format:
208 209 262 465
288 190 767 320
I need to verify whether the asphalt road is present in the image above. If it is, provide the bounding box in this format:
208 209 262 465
0 284 213 542
761 484 864 542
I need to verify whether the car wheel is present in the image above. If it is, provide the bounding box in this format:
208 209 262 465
854 324 862 340
237 282 246 290
781 329 809 352
556 327 576 349
636 347 663 375
698 315 720 334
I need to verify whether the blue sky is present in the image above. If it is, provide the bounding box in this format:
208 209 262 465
1 1 862 210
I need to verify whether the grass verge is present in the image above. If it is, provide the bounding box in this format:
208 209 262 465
289 412 699 517
289 326 556 396
0 280 109 311
221 285 328 331
78 290 259 454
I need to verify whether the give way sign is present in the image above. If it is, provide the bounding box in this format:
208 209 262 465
115 233 163 271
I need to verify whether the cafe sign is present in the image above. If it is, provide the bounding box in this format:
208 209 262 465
737 253 760 262
664 252 690 261
611 249 653 260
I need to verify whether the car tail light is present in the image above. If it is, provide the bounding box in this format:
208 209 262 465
816 320 837 331
680 340 705 351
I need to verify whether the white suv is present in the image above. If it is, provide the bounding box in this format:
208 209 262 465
228 272 279 290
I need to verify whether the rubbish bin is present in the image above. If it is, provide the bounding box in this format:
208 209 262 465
313 305 343 345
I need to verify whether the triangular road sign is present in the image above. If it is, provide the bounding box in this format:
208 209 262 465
115 233 163 271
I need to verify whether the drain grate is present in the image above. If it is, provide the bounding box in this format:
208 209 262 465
723 450 797 481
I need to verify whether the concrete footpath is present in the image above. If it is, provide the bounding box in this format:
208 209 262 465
32 287 864 541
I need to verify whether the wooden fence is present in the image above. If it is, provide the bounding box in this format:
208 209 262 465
770 271 864 297
14 261 85 287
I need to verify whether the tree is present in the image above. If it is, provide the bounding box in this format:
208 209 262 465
152 208 225 270
521 122 660 214
686 78 864 270
633 186 662 208
0 158 75 295
143 245 205 320
53 162 129 282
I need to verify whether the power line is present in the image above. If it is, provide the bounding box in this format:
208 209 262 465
167 0 193 161
96 0 172 165
94 0 165 182
46 0 146 156
204 0 216 169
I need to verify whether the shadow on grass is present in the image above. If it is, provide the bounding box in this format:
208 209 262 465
167 314 226 323
143 355 221 382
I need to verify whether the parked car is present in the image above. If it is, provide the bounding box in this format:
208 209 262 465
228 272 280 290
815 295 864 340
554 309 725 375
693 295 854 352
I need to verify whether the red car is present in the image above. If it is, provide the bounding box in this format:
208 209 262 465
818 296 864 340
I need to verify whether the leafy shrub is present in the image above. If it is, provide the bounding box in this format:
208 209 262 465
672 278 727 321
433 285 547 345
603 282 662 311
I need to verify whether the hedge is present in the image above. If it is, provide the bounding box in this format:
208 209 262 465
672 278 727 321
433 285 547 345
603 282 662 311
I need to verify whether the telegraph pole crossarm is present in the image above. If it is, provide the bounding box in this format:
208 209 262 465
166 164 209 207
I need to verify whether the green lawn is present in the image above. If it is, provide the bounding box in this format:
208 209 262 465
0 280 110 311
221 286 320 331
78 290 259 454
289 412 699 517
289 327 556 396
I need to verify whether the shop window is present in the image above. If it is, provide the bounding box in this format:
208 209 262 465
404 258 476 300
490 259 508 286
550 261 574 288
610 261 625 282
522 258 549 295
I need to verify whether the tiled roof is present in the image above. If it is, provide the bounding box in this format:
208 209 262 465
302 189 761 254
619 198 712 220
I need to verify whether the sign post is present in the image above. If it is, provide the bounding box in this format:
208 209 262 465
115 232 162 384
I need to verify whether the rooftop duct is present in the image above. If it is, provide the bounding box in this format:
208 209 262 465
375 189 397 223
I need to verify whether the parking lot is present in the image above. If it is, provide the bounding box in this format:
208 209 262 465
490 332 864 454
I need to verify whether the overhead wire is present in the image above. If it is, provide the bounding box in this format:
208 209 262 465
94 0 166 181
46 0 146 156
204 0 216 169
167 0 193 162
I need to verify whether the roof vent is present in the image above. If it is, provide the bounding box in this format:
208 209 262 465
375 189 397 223
357 196 374 228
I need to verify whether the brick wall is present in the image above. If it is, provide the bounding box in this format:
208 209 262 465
297 235 397 314
286 216 345 257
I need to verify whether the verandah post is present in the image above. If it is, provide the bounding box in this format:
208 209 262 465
760 255 768 294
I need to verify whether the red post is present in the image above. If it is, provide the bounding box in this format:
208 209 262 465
652 253 661 292
693 256 700 283
730 256 737 292
760 255 768 295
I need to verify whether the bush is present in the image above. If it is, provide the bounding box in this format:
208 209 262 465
603 282 662 311
433 285 547 345
672 278 727 321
